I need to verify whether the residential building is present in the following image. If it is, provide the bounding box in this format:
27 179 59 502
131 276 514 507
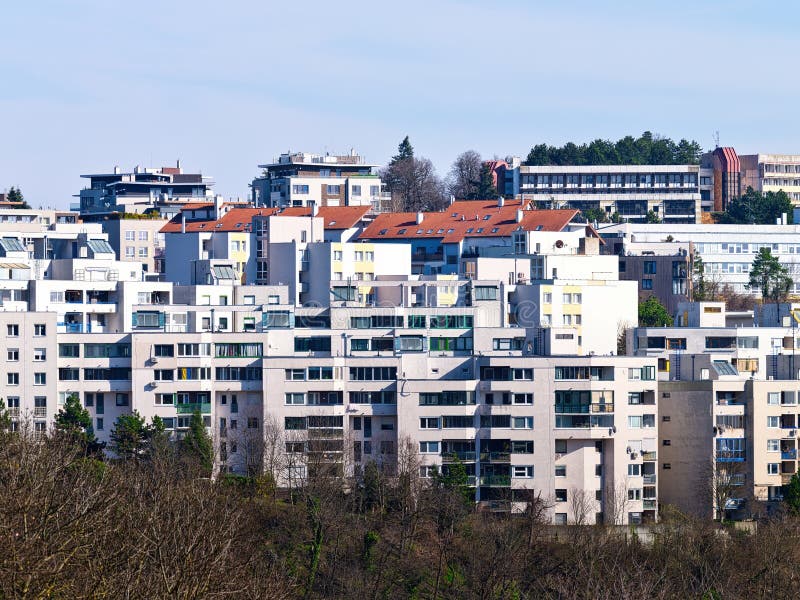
359 199 592 275
251 150 389 209
77 163 214 220
101 216 167 277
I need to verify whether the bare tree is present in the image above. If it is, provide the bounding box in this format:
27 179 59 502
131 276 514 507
569 487 596 525
447 150 482 200
382 157 446 212
604 478 630 525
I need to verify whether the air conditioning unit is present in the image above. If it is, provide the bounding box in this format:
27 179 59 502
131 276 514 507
791 430 797 437
630 452 638 460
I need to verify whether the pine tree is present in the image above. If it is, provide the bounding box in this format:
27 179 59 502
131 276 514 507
181 410 213 476
749 247 793 303
783 473 800 516
54 393 105 455
391 136 414 165
475 163 498 199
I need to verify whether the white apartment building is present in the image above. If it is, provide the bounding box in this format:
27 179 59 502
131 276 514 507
601 222 800 295
741 153 800 205
251 151 389 209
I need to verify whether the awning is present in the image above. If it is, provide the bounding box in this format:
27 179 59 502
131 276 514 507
0 263 30 269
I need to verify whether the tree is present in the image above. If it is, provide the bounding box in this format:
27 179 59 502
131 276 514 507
181 410 213 476
720 187 794 225
0 397 11 437
109 411 163 461
783 473 800 516
382 138 446 212
582 208 609 224
646 210 661 223
749 247 793 303
54 393 104 455
392 136 414 164
5 186 30 209
475 163 498 199
638 296 673 327
447 150 482 200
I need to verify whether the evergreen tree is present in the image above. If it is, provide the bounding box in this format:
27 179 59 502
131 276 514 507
54 393 104 455
391 136 414 164
5 186 30 208
110 411 163 461
181 410 213 476
783 473 800 515
0 397 11 436
475 163 498 199
638 296 673 327
749 247 793 303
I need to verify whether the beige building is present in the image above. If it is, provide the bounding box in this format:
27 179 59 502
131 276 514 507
740 153 800 205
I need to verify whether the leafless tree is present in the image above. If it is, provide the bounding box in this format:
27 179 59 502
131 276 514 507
447 150 482 200
382 157 447 212
604 478 630 525
570 487 596 525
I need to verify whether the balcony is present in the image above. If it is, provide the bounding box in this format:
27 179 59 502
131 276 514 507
555 402 614 414
643 499 657 510
479 451 511 463
479 475 511 487
8 407 19 418
642 451 657 461
441 451 477 461
782 449 798 460
176 402 212 415
643 474 657 484
33 407 47 418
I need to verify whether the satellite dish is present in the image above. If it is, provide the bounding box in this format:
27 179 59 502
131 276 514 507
555 240 564 248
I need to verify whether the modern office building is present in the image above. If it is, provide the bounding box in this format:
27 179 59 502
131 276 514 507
600 222 800 296
498 162 702 223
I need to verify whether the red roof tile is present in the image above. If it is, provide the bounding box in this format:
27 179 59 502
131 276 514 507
359 200 578 243
160 205 370 233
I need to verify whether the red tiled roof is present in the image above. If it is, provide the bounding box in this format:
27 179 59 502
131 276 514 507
160 205 370 233
358 200 579 243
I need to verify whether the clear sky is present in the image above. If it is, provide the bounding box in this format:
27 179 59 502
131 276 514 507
2 0 799 208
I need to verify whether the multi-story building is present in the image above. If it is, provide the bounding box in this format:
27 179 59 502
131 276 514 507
359 199 592 275
251 151 389 209
101 215 167 278
631 301 800 519
77 163 214 220
600 221 800 296
499 163 702 223
740 153 800 205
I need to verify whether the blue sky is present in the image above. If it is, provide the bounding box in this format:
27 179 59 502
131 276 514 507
1 0 799 208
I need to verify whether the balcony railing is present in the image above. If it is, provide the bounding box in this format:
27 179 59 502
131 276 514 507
33 407 47 418
441 451 476 461
643 474 657 484
555 403 614 414
642 451 657 461
479 451 511 463
176 402 212 415
479 475 511 486
643 499 657 510
8 407 19 417
782 449 798 460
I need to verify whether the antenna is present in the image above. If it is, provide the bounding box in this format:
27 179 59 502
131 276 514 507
713 131 720 149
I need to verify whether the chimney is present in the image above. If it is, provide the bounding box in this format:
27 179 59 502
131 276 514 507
497 197 505 208
114 165 120 175
311 202 319 217
176 159 182 173
181 212 186 234
783 212 788 225
416 212 424 225
516 209 523 223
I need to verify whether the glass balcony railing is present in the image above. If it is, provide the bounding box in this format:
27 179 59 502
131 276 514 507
176 402 212 415
479 475 511 487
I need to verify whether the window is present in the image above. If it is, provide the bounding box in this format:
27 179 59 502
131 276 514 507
628 415 642 428
247 417 259 429
419 441 439 453
420 417 440 429
628 464 641 476
34 373 46 385
628 489 642 501
644 261 657 274
125 247 135 258
768 463 780 475
767 439 780 452
642 278 653 290
285 393 305 405
512 416 534 429
6 348 18 361
7 324 18 337
419 466 436 478
138 247 148 257
513 466 534 478
555 440 567 454
326 185 341 195
153 344 174 357
555 465 566 477
34 324 46 336
474 286 498 301
768 392 780 405
138 230 148 241
125 230 135 241
295 337 331 352
116 393 128 406
96 418 104 431
555 489 567 502
768 416 780 428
